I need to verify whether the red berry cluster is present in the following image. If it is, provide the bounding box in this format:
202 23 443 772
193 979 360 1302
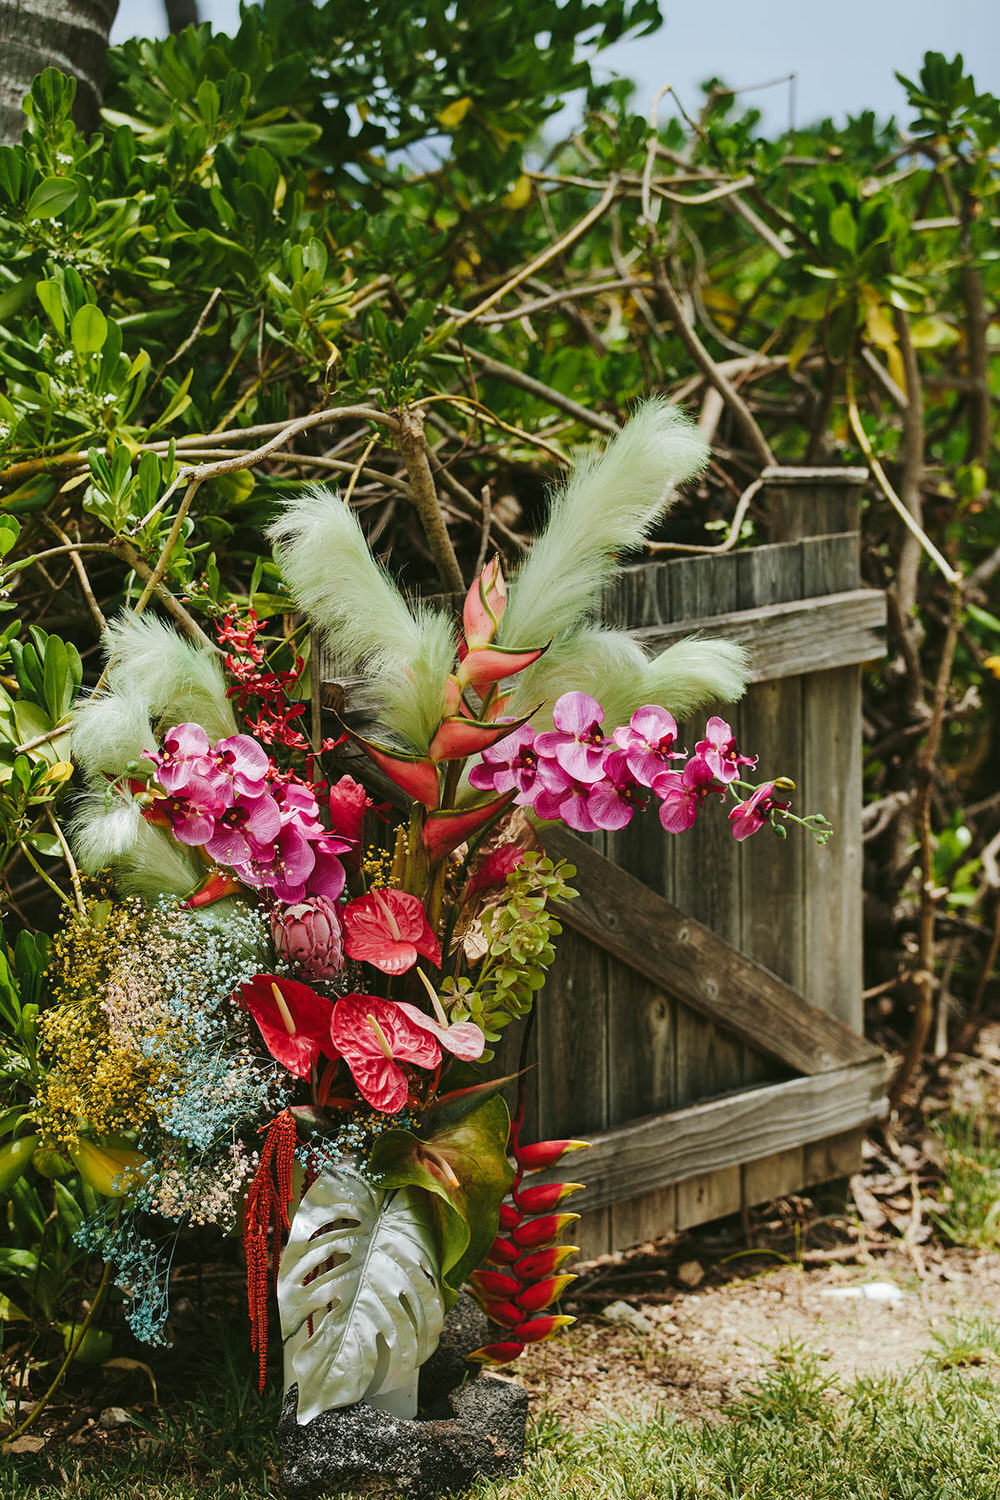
468 1118 589 1363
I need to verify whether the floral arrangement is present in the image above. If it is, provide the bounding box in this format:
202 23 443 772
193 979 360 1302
22 403 828 1424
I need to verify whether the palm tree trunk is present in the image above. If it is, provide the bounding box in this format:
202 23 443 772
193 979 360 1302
0 0 119 144
164 0 199 32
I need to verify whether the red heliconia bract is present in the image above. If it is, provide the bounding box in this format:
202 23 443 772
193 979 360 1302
514 1274 577 1313
422 791 515 863
511 1211 580 1249
456 641 548 692
512 1179 585 1214
462 555 507 648
513 1139 589 1172
345 729 440 810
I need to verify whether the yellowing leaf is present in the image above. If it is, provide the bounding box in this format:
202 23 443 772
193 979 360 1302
787 326 814 373
863 288 898 352
437 96 472 130
910 317 960 349
501 175 532 212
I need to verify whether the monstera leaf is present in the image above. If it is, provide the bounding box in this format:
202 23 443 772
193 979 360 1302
277 1164 445 1423
369 1093 514 1303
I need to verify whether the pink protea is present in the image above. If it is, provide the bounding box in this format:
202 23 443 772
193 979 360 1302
271 896 345 980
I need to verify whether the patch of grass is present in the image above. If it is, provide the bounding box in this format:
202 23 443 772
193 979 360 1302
927 1312 1000 1370
6 1339 1000 1500
930 1111 1000 1250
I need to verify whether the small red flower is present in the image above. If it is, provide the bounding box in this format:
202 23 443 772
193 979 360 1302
238 974 338 1079
341 888 441 975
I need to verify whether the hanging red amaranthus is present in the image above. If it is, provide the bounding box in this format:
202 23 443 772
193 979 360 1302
243 1109 298 1391
468 1106 589 1363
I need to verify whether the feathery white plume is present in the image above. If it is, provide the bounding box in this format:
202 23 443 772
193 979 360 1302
69 790 143 871
269 488 455 750
102 614 236 743
500 400 708 649
640 637 749 722
71 686 152 785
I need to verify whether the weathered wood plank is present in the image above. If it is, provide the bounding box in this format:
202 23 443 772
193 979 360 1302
537 1060 887 1215
763 465 866 544
631 588 886 683
543 829 881 1074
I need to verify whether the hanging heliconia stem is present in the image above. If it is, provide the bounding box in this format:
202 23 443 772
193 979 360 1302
242 1109 298 1391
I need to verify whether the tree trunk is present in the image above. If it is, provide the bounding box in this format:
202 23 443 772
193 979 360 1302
0 0 119 145
163 0 199 33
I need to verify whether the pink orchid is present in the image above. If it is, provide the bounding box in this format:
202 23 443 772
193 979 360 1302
204 790 282 866
693 717 757 784
530 758 601 832
534 692 609 784
586 749 649 831
612 705 685 787
271 897 344 980
393 1000 486 1062
468 724 541 803
210 733 271 797
158 774 227 845
148 722 216 792
653 757 724 833
342 888 442 975
239 974 338 1080
729 782 790 842
331 994 441 1113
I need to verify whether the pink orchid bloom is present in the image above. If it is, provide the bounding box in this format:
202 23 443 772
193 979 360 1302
729 782 790 842
586 749 649 831
204 790 282 866
534 692 609 784
331 994 441 1113
239 974 338 1080
653 757 724 833
148 722 215 792
393 1000 486 1061
158 774 227 845
612 705 685 787
210 733 271 797
530 758 601 832
693 716 757 784
342 888 442 975
468 723 541 803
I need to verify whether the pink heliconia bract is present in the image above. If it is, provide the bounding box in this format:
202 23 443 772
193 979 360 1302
270 896 345 980
612 705 685 787
462 555 507 648
456 642 547 692
533 692 608 784
653 756 723 833
693 716 757 784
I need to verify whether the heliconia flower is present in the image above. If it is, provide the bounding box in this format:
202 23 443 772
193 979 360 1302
514 1244 580 1279
513 1139 589 1172
238 974 338 1080
429 709 535 766
204 790 282 866
584 749 649 831
477 1298 523 1328
693 716 757 784
422 791 515 863
462 554 507 648
515 1274 577 1313
467 1340 525 1365
468 724 541 802
456 641 548 692
512 1180 585 1214
158 774 227 845
270 896 344 980
210 732 271 796
342 888 442 975
511 1211 581 1249
514 1313 575 1344
472 1269 520 1300
654 757 724 833
534 692 609 784
148 722 215 791
392 1000 485 1061
184 867 245 908
346 730 440 810
612 705 685 786
330 994 442 1113
729 781 789 842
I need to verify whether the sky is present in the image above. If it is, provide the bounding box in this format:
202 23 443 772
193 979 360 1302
111 0 1000 135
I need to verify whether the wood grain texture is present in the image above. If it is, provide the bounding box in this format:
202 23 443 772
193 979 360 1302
542 828 881 1075
535 1060 887 1215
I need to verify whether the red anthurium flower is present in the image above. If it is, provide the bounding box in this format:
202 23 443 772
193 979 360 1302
341 888 442 974
393 1000 485 1061
330 995 441 1113
238 974 338 1080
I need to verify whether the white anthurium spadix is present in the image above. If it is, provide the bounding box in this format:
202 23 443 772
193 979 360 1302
277 1165 445 1423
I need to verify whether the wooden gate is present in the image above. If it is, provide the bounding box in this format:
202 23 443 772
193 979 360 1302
508 465 888 1258
323 464 889 1260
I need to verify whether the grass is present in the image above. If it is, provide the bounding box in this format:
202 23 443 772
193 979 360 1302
5 1336 1000 1500
930 1111 1000 1250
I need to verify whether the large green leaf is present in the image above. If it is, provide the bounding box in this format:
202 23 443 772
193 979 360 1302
369 1093 514 1301
277 1164 444 1423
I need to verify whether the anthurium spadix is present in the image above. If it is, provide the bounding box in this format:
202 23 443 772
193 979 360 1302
463 555 507 648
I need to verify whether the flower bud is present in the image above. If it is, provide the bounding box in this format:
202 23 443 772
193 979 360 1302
271 896 345 980
513 1180 584 1214
514 1244 579 1280
515 1313 575 1344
